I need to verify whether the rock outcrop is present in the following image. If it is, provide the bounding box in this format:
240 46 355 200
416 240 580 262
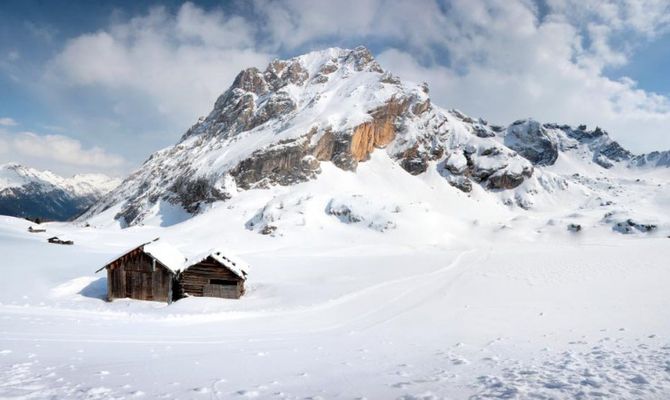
505 120 559 166
80 46 663 227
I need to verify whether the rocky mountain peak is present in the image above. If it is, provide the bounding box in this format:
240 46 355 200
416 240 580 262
504 119 635 169
80 47 668 227
182 47 387 144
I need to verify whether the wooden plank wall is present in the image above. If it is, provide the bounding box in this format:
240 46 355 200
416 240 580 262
107 250 173 303
179 257 244 299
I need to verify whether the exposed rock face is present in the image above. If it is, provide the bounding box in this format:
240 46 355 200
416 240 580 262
230 141 319 190
350 97 408 162
81 46 662 227
488 168 532 190
612 219 658 234
169 176 230 213
506 120 636 169
325 195 398 232
444 174 472 193
82 47 538 226
505 120 559 166
567 223 582 232
631 151 670 168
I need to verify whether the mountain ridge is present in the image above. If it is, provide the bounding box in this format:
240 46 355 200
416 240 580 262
79 46 669 228
0 163 121 221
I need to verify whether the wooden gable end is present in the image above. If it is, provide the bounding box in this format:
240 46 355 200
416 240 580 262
105 247 175 303
178 256 245 299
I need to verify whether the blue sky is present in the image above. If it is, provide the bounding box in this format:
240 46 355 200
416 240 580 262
1 0 669 176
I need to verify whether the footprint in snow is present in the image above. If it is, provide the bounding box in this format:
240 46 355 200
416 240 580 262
236 389 260 397
451 357 468 365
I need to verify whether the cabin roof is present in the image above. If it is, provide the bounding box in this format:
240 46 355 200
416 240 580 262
97 240 249 279
144 241 188 273
96 238 187 274
186 248 251 280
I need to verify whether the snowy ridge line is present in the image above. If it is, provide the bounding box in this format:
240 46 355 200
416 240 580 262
0 162 121 221
79 46 670 229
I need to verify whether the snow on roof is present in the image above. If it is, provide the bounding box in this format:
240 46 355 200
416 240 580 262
97 238 186 273
143 241 188 273
186 248 251 280
98 240 249 278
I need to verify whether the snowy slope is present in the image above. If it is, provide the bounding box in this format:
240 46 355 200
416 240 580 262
1 46 670 400
81 47 670 231
1 168 669 398
0 163 120 220
80 47 536 226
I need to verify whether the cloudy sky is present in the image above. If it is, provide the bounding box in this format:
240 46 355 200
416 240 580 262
1 0 669 176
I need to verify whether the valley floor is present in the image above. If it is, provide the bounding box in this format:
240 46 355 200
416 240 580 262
0 216 669 399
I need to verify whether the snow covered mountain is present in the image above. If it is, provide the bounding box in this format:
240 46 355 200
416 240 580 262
4 47 670 399
80 46 669 231
0 163 121 221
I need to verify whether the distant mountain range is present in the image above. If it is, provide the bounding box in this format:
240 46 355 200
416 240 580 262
0 163 120 221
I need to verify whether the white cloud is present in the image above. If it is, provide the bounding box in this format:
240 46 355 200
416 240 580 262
41 0 670 158
47 3 273 127
546 0 670 37
0 136 7 154
12 132 126 167
374 0 670 152
0 117 18 127
0 128 126 175
7 50 20 62
253 0 449 54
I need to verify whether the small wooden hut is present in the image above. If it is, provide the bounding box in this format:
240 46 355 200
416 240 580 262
179 250 250 299
96 239 186 303
98 242 249 303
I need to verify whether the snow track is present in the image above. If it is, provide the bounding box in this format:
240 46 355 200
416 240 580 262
1 215 669 398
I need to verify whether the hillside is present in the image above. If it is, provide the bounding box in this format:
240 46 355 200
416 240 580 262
80 47 669 236
0 163 120 221
1 46 670 399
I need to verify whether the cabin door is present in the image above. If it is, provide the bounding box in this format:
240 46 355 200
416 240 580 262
125 271 154 301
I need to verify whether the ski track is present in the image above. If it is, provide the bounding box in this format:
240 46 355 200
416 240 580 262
2 213 670 398
0 249 476 341
2 244 670 399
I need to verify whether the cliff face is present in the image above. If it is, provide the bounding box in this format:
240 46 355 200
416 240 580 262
81 46 654 227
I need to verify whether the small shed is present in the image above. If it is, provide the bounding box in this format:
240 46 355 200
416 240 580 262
179 249 250 299
48 236 74 245
96 239 186 303
98 242 250 303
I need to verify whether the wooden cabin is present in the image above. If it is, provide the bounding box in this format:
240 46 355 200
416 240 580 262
48 236 73 245
98 242 249 303
179 250 250 299
96 240 186 303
